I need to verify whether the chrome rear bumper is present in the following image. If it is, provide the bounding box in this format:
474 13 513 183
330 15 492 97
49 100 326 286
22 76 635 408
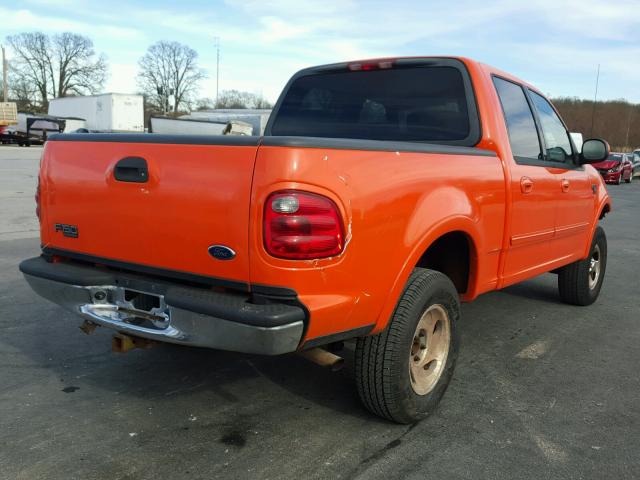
20 257 305 355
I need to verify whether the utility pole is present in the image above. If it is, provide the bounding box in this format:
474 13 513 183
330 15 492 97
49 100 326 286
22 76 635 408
214 37 220 108
2 45 8 102
590 63 600 137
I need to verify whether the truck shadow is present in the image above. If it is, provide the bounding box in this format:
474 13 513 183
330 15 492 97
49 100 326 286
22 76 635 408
12 302 378 421
5 272 568 431
498 275 563 305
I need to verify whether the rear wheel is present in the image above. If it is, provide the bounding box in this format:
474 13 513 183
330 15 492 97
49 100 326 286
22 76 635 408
355 268 460 424
558 226 607 306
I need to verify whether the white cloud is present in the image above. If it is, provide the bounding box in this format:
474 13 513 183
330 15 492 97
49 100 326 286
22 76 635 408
257 16 311 43
3 0 639 103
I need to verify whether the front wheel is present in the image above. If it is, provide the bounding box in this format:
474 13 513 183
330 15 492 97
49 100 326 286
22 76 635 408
558 226 607 306
625 171 632 183
355 268 460 424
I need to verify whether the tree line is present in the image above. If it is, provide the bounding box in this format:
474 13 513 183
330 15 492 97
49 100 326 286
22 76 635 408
2 31 272 114
553 98 639 151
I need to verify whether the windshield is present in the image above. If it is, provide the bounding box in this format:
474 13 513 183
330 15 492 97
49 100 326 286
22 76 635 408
269 65 476 145
608 154 622 162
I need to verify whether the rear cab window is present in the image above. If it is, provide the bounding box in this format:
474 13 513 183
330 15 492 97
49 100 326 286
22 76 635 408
267 59 481 147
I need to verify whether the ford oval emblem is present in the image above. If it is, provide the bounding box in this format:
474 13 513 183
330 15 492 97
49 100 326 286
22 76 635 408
208 245 236 261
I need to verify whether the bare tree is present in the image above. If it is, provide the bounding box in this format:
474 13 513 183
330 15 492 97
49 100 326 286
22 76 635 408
6 33 51 107
214 90 273 109
8 68 40 111
52 33 107 98
137 41 205 113
6 32 107 109
195 97 216 111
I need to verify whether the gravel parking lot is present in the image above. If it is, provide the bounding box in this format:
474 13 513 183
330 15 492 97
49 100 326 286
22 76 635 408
1 144 638 480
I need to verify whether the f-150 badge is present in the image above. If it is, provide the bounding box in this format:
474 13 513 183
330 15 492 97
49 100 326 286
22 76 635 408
54 223 79 238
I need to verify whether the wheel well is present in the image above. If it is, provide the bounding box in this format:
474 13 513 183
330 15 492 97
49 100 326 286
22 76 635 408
415 231 472 294
599 204 611 220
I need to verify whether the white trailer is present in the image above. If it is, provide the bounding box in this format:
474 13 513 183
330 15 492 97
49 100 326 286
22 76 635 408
186 109 272 135
149 116 227 136
60 117 88 133
48 93 144 132
150 110 271 136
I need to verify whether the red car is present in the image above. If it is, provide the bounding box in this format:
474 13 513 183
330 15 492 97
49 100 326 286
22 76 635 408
593 153 634 184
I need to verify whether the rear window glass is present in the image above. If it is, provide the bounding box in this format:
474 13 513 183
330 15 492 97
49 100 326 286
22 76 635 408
270 66 473 144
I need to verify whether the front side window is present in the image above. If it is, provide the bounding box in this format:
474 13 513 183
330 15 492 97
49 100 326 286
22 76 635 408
493 77 542 162
529 91 573 163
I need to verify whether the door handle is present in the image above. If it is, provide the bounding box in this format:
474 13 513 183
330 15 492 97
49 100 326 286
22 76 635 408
114 157 148 183
520 176 534 194
561 179 570 192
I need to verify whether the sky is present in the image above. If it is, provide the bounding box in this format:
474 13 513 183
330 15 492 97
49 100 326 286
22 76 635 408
2 0 640 104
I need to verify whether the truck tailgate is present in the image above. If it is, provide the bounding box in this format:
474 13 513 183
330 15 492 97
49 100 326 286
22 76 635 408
39 136 259 284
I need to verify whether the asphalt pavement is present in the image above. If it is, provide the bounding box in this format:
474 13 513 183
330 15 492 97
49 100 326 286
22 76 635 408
0 145 638 479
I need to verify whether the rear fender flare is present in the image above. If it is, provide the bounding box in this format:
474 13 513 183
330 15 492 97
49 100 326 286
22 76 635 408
372 215 481 334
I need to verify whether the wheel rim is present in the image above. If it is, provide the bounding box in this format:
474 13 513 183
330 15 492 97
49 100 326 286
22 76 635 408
588 244 601 290
409 304 451 396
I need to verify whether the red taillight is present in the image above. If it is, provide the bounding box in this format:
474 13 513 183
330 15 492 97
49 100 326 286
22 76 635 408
264 191 345 260
35 177 41 221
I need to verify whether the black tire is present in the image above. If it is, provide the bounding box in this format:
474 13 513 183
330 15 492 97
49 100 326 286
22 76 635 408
558 226 607 306
355 268 460 424
625 171 632 183
617 173 622 185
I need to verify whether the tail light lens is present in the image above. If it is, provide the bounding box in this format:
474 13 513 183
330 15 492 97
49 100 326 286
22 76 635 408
264 190 345 260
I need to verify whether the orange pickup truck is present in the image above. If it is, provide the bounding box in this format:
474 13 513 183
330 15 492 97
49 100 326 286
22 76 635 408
20 57 612 423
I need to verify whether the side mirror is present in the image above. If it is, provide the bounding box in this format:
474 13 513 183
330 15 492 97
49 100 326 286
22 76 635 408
580 138 609 164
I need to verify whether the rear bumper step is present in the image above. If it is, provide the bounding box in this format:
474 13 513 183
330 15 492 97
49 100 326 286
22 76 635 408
19 256 305 355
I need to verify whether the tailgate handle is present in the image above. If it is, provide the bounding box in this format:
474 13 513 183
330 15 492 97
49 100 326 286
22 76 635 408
114 157 148 183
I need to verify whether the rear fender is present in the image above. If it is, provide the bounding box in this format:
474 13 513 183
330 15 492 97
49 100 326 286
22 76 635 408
372 202 483 334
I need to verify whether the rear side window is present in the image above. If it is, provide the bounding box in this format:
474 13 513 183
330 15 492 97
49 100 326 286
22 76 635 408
269 66 476 145
529 91 573 163
493 77 542 162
